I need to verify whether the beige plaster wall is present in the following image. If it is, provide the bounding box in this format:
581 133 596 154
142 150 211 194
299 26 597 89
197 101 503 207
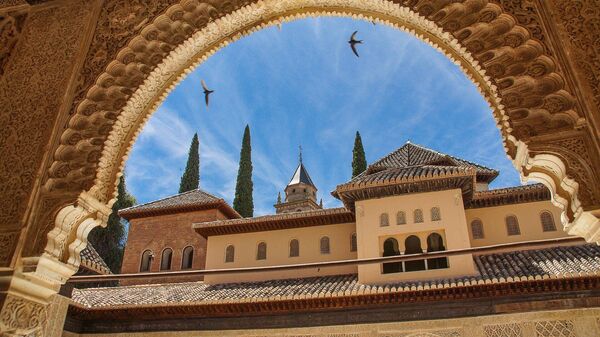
465 200 570 246
355 189 477 284
62 307 600 337
204 223 357 284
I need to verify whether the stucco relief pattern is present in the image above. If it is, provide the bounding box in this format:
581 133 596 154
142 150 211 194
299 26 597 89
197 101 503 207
66 0 177 125
46 0 582 207
0 295 46 336
380 330 462 337
0 0 93 264
552 1 600 111
528 135 600 207
0 230 20 266
483 323 522 337
5 0 596 258
0 10 27 76
534 320 575 337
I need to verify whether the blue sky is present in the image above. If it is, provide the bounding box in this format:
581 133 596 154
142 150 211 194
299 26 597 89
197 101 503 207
125 17 521 216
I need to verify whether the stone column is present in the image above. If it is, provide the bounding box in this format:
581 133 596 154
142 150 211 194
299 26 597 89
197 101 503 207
0 192 110 336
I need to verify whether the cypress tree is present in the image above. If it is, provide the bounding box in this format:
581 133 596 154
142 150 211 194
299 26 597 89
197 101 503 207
352 131 367 178
233 125 254 217
179 133 200 193
88 175 136 273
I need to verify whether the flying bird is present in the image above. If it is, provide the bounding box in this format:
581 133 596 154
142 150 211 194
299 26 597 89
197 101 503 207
201 79 214 108
348 31 362 57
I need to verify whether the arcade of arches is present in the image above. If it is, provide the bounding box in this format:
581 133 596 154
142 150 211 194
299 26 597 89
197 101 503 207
1 0 600 335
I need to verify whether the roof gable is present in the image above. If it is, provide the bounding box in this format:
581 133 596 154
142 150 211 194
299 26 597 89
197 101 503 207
367 142 498 180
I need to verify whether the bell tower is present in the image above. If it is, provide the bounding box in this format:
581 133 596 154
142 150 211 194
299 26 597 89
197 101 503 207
275 147 322 214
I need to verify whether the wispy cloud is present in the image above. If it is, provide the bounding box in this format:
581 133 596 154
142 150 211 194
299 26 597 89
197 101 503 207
126 17 521 215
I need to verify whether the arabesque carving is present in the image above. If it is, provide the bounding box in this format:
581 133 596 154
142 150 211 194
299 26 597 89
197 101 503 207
35 0 599 255
0 10 27 76
0 294 46 336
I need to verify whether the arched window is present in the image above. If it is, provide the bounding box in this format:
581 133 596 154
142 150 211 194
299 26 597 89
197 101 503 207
225 245 235 263
404 235 426 271
540 211 557 232
320 236 330 254
256 242 267 260
380 213 389 227
382 238 402 274
350 233 357 252
289 239 299 257
426 233 448 269
471 219 484 239
413 209 424 223
396 211 406 225
505 215 521 236
140 250 153 272
430 207 441 221
181 246 194 269
160 248 172 271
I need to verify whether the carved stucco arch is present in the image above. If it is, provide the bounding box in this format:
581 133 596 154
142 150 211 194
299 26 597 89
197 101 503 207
36 0 600 283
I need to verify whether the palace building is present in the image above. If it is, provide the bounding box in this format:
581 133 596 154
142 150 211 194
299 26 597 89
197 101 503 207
64 142 600 336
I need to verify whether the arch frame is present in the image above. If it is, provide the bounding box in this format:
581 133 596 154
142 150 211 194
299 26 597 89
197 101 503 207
30 0 600 301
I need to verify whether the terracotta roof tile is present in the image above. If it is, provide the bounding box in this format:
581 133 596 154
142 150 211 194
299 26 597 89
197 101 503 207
72 244 600 308
119 189 240 219
366 142 498 181
468 183 551 208
79 244 111 275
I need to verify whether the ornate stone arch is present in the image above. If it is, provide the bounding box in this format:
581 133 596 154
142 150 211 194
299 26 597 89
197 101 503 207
35 0 600 285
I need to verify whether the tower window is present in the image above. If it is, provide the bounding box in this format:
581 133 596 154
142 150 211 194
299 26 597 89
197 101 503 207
289 239 299 257
160 248 172 271
404 236 425 271
426 233 448 269
540 211 556 232
505 215 521 236
256 242 267 260
471 219 484 239
380 213 390 227
181 246 194 269
320 236 330 254
396 211 406 225
430 207 441 221
140 250 153 272
414 209 424 223
382 238 402 274
225 245 235 263
350 233 357 252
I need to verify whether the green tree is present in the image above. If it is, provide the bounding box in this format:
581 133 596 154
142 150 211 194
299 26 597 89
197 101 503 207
352 131 367 178
233 125 254 217
88 175 136 273
179 133 200 193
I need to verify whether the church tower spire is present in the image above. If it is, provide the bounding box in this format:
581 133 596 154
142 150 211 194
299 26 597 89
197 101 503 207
274 147 322 214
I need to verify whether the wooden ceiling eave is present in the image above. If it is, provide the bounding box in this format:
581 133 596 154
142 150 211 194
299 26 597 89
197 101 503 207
336 174 475 211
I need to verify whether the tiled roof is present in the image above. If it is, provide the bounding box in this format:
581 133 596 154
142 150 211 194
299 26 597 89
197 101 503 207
119 189 240 219
194 207 354 236
468 183 551 208
79 244 111 275
342 165 474 187
366 142 498 181
71 243 600 309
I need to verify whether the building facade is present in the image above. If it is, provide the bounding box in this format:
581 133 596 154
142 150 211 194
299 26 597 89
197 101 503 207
65 143 600 336
118 189 240 284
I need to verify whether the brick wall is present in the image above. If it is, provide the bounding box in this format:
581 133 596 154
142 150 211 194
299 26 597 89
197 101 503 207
120 208 226 285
